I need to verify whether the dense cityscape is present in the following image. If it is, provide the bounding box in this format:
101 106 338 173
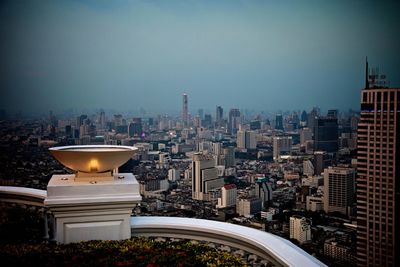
1 1 399 267
2 58 398 266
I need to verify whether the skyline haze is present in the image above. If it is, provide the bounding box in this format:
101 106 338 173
1 0 399 114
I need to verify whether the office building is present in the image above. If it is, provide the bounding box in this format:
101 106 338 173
237 130 257 149
356 61 399 267
215 106 223 128
128 118 142 137
255 178 273 209
275 114 284 130
300 127 313 146
182 93 188 127
303 160 314 177
99 110 106 129
290 215 311 244
273 136 292 160
223 146 235 167
218 184 237 208
236 197 262 217
314 116 338 153
228 108 241 135
313 151 331 175
168 168 180 182
192 153 224 201
250 120 261 130
323 166 355 216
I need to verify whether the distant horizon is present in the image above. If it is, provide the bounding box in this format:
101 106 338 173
0 104 359 120
1 0 399 113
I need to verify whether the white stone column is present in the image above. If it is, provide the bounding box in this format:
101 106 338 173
44 173 141 244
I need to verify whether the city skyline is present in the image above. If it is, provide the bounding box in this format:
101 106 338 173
1 0 400 113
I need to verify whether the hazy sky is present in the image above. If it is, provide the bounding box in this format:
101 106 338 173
1 0 399 114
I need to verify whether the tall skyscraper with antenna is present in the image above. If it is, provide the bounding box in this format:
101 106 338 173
182 93 188 127
356 59 399 267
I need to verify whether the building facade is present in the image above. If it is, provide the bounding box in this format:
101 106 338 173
314 117 338 153
356 85 399 266
192 153 224 201
323 166 355 216
237 130 257 149
290 215 311 244
218 184 237 208
273 136 292 160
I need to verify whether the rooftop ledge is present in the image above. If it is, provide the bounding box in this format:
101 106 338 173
0 186 326 267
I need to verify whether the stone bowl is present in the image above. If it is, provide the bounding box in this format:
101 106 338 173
49 145 137 173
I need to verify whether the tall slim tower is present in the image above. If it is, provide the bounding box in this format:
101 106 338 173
216 106 223 126
228 108 240 135
356 61 399 267
182 93 188 127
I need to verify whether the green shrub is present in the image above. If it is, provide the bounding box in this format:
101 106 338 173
0 238 247 267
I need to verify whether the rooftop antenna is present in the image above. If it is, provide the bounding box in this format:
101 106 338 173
365 57 369 89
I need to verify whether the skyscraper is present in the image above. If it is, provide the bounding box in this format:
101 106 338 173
275 114 284 130
323 166 355 216
313 116 338 153
128 118 142 137
182 93 188 127
216 106 223 126
228 108 240 135
356 61 399 267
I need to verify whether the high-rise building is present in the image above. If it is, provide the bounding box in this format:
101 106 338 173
313 151 331 175
215 106 224 126
356 61 399 267
300 127 313 146
237 130 257 149
250 120 261 130
192 153 224 201
228 108 241 135
223 146 235 167
290 215 311 244
303 160 314 177
314 116 338 153
128 118 142 137
323 166 355 216
218 184 237 208
307 108 318 131
203 114 212 128
99 110 106 129
76 114 88 127
236 197 262 217
301 110 308 124
273 136 292 160
182 93 188 127
168 168 180 182
255 178 273 209
275 114 284 130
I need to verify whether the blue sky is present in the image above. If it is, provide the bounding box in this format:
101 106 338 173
0 0 399 114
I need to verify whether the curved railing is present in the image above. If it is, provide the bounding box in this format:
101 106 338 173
0 186 46 207
0 186 326 266
131 216 327 267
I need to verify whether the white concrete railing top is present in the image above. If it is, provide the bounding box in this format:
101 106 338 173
132 216 327 267
0 186 47 206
